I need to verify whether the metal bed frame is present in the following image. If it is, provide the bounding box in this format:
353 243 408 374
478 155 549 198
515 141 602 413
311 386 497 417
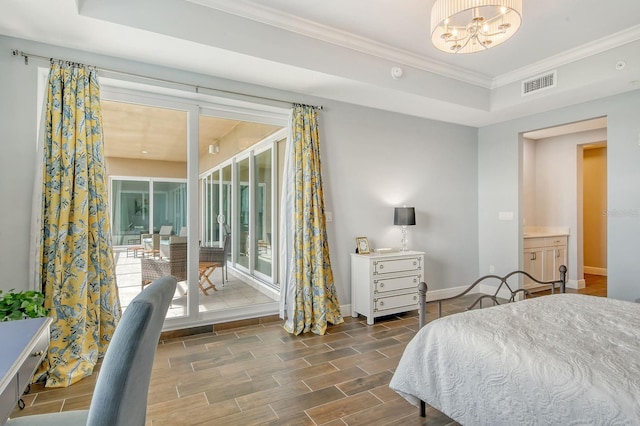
416 265 567 418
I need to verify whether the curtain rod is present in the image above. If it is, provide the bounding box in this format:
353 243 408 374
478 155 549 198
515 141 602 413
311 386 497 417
10 49 323 110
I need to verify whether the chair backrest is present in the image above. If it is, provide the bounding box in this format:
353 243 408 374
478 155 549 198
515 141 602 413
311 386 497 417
159 225 173 236
86 276 177 426
223 233 230 256
198 235 229 263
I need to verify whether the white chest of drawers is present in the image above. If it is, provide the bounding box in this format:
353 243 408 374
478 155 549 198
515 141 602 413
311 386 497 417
0 317 51 425
350 251 425 325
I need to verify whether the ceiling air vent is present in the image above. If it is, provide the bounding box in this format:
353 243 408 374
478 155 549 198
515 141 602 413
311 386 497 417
522 71 557 96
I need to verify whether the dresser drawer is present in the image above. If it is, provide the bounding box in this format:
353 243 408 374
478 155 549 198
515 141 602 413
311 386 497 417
373 257 421 275
374 292 418 313
17 327 49 392
374 274 420 294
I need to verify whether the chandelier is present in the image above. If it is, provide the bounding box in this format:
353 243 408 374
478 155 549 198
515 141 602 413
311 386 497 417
431 0 523 54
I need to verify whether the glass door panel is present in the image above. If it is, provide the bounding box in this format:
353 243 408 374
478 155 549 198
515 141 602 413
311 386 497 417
221 165 232 252
254 149 272 278
201 171 220 246
201 176 208 245
153 181 187 235
210 172 220 243
236 158 250 269
111 180 150 245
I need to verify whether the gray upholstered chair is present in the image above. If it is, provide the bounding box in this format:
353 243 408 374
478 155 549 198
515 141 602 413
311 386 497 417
7 276 177 426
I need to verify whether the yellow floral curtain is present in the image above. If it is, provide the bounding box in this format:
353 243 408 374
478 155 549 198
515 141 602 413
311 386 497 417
35 63 121 387
281 105 343 335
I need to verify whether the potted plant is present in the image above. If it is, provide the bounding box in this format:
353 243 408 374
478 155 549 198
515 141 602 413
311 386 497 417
0 289 48 321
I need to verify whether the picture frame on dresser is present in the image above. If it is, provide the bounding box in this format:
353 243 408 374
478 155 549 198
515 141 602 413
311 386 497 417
355 236 370 254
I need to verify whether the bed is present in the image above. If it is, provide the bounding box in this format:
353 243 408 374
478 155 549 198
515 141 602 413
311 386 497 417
389 268 640 425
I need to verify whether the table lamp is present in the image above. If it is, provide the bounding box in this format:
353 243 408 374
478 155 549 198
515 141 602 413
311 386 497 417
394 206 416 251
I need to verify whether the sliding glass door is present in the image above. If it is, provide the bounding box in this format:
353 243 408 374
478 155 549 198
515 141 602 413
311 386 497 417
199 130 284 290
111 178 186 242
154 181 187 235
111 180 150 245
102 80 288 328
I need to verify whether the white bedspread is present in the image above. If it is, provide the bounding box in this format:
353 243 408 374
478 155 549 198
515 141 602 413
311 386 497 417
389 294 640 425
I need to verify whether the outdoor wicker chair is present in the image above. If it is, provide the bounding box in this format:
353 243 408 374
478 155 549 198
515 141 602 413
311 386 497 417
199 235 229 284
141 225 173 258
141 242 186 288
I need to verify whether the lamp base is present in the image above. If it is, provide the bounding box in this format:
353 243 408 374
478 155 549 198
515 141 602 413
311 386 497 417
401 226 408 251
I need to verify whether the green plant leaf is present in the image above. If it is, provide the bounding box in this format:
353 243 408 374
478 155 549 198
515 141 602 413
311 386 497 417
0 289 48 321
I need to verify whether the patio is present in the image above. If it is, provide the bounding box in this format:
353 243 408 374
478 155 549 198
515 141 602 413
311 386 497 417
112 246 278 319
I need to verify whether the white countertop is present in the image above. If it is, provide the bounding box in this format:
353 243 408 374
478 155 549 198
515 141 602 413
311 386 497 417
523 232 569 238
523 226 569 238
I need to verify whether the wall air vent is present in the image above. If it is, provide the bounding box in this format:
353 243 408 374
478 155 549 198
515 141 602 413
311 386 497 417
522 71 557 96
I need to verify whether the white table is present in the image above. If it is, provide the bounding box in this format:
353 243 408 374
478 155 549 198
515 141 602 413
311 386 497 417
0 317 51 425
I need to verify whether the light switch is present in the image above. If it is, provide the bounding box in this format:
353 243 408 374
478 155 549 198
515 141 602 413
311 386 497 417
326 211 333 222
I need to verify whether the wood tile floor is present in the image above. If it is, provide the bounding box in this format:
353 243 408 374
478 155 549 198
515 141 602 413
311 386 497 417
9 275 606 425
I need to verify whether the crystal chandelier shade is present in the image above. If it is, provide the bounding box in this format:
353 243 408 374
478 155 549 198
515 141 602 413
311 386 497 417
431 0 523 54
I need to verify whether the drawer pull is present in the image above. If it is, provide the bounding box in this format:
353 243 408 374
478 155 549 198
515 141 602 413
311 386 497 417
32 350 44 357
379 265 384 270
413 261 417 266
413 295 417 301
413 278 417 283
379 282 384 288
379 301 384 306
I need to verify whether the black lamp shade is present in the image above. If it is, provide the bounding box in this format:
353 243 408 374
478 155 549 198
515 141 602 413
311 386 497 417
394 207 416 226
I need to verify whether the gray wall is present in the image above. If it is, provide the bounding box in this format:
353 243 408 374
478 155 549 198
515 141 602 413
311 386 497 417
320 101 479 298
479 90 640 302
0 35 480 308
1 38 41 289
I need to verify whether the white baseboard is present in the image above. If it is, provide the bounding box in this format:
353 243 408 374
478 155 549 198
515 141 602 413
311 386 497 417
425 285 480 301
584 266 608 276
566 279 586 289
341 304 352 317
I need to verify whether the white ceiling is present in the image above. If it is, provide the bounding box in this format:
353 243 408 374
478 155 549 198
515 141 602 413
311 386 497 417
2 0 640 127
189 0 640 79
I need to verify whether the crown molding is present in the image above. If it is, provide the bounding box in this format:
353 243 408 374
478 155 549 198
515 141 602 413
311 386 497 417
185 0 493 88
185 0 640 93
491 24 640 89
